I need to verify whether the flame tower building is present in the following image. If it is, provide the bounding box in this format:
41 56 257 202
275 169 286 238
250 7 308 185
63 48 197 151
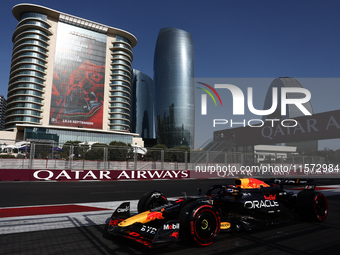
154 27 195 148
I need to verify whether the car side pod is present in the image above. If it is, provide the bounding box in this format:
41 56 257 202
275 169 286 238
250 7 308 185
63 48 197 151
151 220 181 247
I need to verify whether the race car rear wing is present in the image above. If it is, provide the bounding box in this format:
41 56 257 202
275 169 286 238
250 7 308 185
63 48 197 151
269 178 313 185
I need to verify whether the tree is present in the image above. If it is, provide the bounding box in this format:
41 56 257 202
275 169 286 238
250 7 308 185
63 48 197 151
168 146 190 162
145 144 167 161
108 141 130 161
61 141 81 159
84 143 106 160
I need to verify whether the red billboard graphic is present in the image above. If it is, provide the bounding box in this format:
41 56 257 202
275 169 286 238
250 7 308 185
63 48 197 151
50 61 104 129
49 22 106 129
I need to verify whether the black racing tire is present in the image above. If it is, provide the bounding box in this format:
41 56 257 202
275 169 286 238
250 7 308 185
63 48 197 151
296 190 328 222
179 202 220 246
137 190 168 213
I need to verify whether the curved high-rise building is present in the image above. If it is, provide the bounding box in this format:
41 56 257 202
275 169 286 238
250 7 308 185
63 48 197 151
154 27 195 148
109 35 135 132
130 69 155 140
263 77 317 152
263 77 314 119
4 3 139 145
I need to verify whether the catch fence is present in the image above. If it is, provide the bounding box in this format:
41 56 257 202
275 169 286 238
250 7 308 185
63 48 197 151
0 141 325 171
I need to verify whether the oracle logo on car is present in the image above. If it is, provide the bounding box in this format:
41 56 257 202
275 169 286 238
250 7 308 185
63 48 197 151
244 200 279 209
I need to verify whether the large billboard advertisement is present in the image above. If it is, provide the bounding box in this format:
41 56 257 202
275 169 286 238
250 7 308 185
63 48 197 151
49 22 107 129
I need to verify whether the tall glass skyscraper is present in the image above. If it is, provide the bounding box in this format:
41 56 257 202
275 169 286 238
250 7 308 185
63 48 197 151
154 27 195 148
130 69 155 140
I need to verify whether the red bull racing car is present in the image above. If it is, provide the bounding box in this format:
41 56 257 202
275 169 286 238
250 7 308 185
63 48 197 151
106 178 328 248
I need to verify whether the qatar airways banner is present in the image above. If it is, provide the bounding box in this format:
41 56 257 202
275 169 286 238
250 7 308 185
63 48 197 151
0 169 190 181
1 168 337 181
32 169 189 181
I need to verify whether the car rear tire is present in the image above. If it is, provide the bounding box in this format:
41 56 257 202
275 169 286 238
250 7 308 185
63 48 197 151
179 202 220 246
137 190 168 213
296 191 328 222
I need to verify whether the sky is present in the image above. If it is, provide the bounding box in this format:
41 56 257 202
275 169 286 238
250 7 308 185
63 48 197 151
0 0 339 150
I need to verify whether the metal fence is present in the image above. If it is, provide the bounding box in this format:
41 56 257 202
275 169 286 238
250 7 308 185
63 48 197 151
0 141 189 170
0 140 326 171
190 150 325 164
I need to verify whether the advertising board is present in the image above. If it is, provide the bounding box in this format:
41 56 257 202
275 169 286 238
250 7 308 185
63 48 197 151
49 22 107 129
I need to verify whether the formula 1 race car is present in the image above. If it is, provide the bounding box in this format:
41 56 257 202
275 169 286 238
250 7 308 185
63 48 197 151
106 178 328 248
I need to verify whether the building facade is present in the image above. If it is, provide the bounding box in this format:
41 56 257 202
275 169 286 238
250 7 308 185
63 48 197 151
0 96 6 130
153 27 195 149
5 4 138 144
130 69 155 141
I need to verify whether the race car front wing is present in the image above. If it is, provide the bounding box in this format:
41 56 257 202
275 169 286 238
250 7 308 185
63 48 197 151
107 202 180 248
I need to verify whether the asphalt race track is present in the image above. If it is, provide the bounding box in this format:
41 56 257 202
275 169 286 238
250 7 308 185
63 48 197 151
1 178 340 254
